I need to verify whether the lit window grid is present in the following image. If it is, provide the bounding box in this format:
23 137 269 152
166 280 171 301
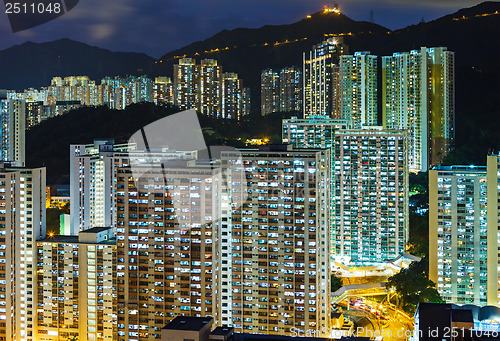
220 150 331 335
434 170 488 305
116 165 220 341
333 130 409 264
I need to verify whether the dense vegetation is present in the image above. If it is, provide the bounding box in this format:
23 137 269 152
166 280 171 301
331 275 343 293
47 204 69 235
25 104 298 184
386 259 444 314
26 103 180 184
408 172 429 258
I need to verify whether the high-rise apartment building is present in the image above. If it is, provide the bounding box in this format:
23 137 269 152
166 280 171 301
47 76 98 106
279 66 302 113
260 69 280 116
0 164 46 341
382 47 455 171
70 140 135 234
339 52 378 128
222 72 249 120
429 165 488 306
115 160 221 341
97 82 116 108
0 99 26 166
261 67 302 116
25 101 46 129
7 88 47 104
486 155 500 306
243 87 251 119
152 77 174 105
70 140 195 234
282 116 350 149
219 146 332 335
174 59 248 119
36 227 116 341
429 155 500 306
174 58 199 111
199 59 223 118
303 37 347 118
333 128 409 264
100 76 153 110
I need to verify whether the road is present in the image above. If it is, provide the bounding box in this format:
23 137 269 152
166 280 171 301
339 298 414 340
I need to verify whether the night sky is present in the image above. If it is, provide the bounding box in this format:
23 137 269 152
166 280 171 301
0 0 489 58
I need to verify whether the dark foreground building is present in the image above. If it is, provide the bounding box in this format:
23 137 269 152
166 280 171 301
414 303 500 341
161 316 369 341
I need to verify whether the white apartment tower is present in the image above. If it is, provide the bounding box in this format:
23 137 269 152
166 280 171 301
303 37 347 118
219 146 331 335
279 66 302 113
333 128 409 264
429 155 500 306
429 165 488 305
70 140 195 234
222 72 249 120
382 47 455 171
36 227 116 341
0 99 26 166
282 116 351 149
199 59 222 118
70 140 134 234
174 59 248 119
174 58 199 111
0 164 46 341
260 69 280 115
339 52 378 128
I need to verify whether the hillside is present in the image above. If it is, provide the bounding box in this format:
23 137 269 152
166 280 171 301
26 103 178 184
25 103 301 184
1 2 498 110
26 97 499 185
151 2 500 89
0 38 154 90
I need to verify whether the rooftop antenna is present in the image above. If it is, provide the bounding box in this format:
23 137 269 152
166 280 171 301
370 10 374 23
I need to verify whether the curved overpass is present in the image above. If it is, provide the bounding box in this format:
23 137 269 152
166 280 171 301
332 282 388 305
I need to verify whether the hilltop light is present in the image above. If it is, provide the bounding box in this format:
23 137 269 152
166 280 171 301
323 4 340 14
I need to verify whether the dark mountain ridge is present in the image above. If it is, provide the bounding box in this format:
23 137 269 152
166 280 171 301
0 38 154 90
148 1 499 115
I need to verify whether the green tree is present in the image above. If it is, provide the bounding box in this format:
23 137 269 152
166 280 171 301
331 274 343 292
46 203 70 236
407 210 429 257
408 172 429 258
385 259 444 315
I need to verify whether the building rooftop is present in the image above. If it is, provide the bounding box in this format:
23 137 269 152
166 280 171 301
256 144 293 152
232 336 368 341
432 164 487 172
162 316 213 331
38 235 80 244
452 309 474 323
239 145 328 153
211 326 234 336
79 226 113 234
162 317 368 341
38 228 116 245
